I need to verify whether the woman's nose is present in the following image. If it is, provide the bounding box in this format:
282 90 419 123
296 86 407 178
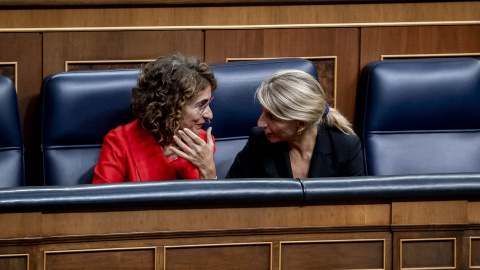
257 113 267 127
202 105 213 120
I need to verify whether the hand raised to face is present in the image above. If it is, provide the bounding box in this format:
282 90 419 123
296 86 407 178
170 127 216 179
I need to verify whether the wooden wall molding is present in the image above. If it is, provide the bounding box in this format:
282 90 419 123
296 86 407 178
381 52 480 60
0 1 478 30
470 237 480 269
1 21 480 33
0 0 470 8
400 238 457 269
0 61 17 90
279 239 386 270
65 59 155 71
0 253 29 270
164 242 272 270
44 247 157 270
0 200 478 269
226 56 337 107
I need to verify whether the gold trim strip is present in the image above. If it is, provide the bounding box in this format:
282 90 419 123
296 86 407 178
164 241 272 249
43 246 157 270
0 253 29 270
0 21 479 33
226 56 337 108
382 53 480 60
470 237 480 269
0 62 18 91
279 238 386 270
65 59 155 71
400 238 456 270
0 0 463 7
164 242 273 270
0 253 29 257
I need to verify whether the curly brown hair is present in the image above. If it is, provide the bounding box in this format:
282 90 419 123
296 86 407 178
131 54 217 146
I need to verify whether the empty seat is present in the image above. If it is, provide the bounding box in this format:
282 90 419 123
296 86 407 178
0 76 24 187
41 70 138 185
359 58 480 176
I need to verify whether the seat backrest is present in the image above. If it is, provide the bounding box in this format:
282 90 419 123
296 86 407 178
41 70 138 185
359 58 480 176
0 76 24 187
41 58 318 185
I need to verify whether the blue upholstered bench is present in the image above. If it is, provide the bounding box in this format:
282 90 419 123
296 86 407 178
40 58 318 185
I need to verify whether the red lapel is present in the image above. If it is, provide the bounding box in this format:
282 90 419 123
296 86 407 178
124 120 178 181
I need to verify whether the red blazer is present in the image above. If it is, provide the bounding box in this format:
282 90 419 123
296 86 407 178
92 120 215 184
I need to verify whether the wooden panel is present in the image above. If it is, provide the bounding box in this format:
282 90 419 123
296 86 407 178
280 239 385 269
0 0 471 7
205 28 359 122
227 57 336 107
0 254 28 270
164 243 271 270
393 231 464 270
0 33 42 186
66 60 154 72
0 2 479 29
469 201 480 224
45 247 155 270
392 200 468 225
42 204 390 236
0 63 16 85
401 238 455 269
0 212 42 239
471 238 480 268
360 25 480 70
43 31 204 77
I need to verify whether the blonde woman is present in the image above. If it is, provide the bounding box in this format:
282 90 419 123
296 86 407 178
227 70 364 178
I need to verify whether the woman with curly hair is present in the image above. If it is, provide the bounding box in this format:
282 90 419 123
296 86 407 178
93 54 217 183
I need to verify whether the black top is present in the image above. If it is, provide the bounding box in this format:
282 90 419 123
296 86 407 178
226 126 365 178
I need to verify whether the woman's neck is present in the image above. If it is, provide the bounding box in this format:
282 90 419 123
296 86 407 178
288 126 318 159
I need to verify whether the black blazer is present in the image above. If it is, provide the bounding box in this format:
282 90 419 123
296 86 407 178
226 126 365 178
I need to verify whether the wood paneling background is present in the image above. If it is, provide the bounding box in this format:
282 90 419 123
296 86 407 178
360 25 480 68
0 2 478 28
0 3 478 190
0 3 478 268
43 31 205 77
1 1 479 262
0 33 43 186
1 199 480 269
205 28 359 120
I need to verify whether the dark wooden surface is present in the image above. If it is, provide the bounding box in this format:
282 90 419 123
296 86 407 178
205 28 360 122
0 200 479 269
0 0 468 7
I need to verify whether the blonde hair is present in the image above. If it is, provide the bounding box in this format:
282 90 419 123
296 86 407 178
256 69 354 135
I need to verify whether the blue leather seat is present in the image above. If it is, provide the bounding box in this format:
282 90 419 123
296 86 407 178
359 58 480 176
40 58 317 185
0 76 24 187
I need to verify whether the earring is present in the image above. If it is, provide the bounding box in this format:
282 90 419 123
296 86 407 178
297 130 302 135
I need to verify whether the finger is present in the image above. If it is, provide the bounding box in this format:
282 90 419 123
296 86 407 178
183 128 205 145
206 127 213 145
170 146 190 160
177 130 195 147
173 135 194 155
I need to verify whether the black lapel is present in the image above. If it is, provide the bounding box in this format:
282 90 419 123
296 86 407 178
263 142 293 178
308 126 336 177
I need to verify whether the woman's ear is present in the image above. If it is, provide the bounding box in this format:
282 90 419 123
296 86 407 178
297 120 309 133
